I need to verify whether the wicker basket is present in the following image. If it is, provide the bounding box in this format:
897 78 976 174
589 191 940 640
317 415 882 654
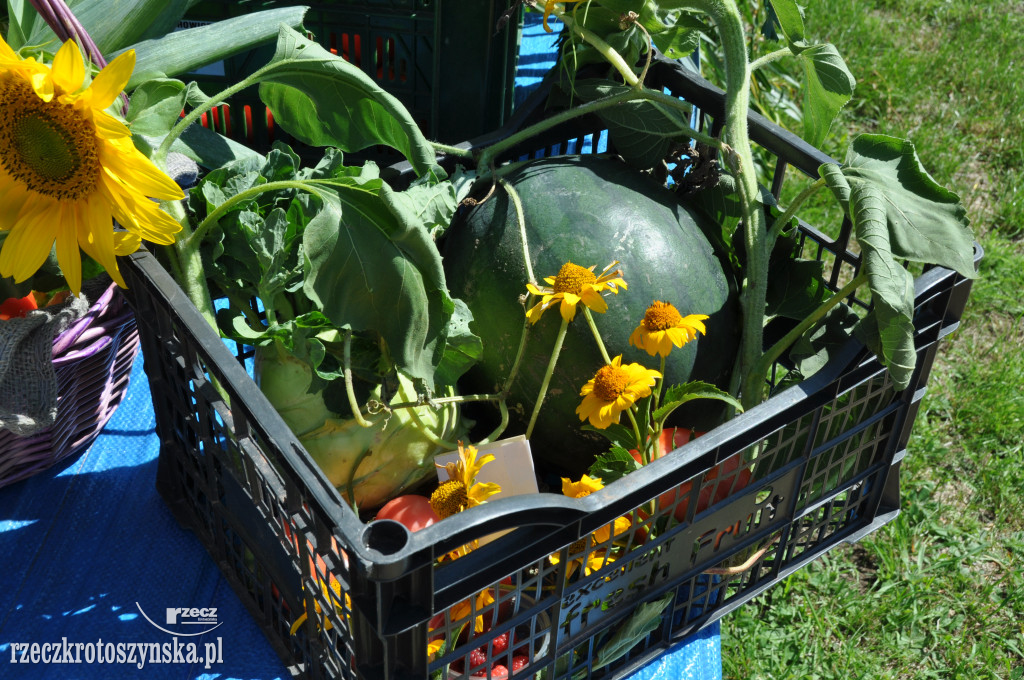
0 282 140 488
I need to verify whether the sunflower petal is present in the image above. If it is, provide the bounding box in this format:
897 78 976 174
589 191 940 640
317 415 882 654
101 142 185 199
86 49 134 110
55 205 83 295
92 110 133 138
51 40 86 93
0 201 59 282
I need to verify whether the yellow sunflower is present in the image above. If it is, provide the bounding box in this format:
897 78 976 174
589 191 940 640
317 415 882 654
549 475 632 578
526 261 627 324
541 1 587 33
576 355 661 429
628 301 709 358
0 36 183 295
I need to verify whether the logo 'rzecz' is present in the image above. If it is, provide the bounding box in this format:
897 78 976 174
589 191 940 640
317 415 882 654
166 608 218 625
136 603 223 636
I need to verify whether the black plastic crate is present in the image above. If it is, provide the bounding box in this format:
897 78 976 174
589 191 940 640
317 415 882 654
120 56 979 680
181 0 521 164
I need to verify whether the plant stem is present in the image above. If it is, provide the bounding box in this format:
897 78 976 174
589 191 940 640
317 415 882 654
343 330 377 428
750 271 868 384
429 141 472 158
675 0 770 411
749 47 793 72
769 177 826 242
476 88 717 172
526 317 570 439
187 180 322 248
554 7 640 87
155 64 274 165
582 307 612 365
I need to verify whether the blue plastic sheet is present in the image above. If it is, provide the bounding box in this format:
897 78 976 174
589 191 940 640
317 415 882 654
0 8 721 680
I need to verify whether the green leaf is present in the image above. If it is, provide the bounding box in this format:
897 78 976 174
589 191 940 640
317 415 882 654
767 0 805 45
653 381 744 423
571 79 695 169
302 178 454 387
837 134 977 278
593 593 674 670
434 299 483 387
789 303 861 379
765 257 830 321
256 25 438 177
127 78 187 137
5 0 36 50
799 43 855 147
581 422 638 451
139 122 262 171
117 8 308 91
588 446 642 486
26 0 191 55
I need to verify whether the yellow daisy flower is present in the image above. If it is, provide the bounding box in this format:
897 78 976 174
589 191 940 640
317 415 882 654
542 1 587 33
526 261 627 324
576 355 661 429
628 301 709 358
550 475 632 578
0 36 183 295
430 442 502 520
448 587 496 635
289 574 351 635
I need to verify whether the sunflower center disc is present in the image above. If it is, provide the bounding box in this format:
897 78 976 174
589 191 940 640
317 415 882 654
0 79 98 200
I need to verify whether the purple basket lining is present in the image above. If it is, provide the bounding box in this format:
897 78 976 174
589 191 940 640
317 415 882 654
51 282 121 356
0 288 140 489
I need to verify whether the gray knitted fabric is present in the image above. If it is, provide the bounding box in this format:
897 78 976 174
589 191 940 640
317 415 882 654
0 289 92 436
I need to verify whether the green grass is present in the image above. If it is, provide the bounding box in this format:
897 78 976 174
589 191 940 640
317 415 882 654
720 1 1024 677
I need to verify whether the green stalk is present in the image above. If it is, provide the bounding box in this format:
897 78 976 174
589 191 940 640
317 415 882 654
526 317 570 439
769 177 826 242
476 88 717 173
749 47 793 72
674 0 769 411
582 307 613 365
749 272 868 384
553 6 640 87
187 180 322 249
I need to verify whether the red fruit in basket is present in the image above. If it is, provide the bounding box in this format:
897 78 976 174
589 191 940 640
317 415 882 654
0 293 38 320
630 428 750 522
468 646 488 671
510 656 530 674
374 495 439 532
488 664 509 679
491 631 509 654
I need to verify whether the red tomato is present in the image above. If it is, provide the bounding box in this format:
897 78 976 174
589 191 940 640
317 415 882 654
375 495 439 532
631 428 751 522
0 293 38 320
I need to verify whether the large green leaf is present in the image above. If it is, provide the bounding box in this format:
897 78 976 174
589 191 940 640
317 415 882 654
116 8 308 91
799 43 855 147
302 175 454 387
25 0 191 55
256 25 437 178
820 161 918 389
572 79 695 169
837 135 977 278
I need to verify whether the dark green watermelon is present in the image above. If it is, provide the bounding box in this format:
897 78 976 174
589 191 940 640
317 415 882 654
441 155 739 473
